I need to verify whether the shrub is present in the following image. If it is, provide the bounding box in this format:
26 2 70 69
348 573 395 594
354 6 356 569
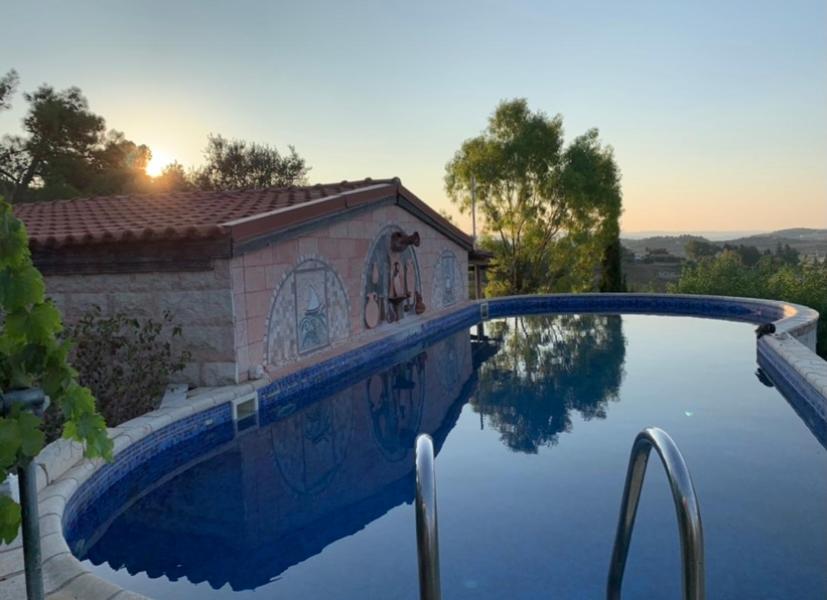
670 252 827 358
43 306 190 440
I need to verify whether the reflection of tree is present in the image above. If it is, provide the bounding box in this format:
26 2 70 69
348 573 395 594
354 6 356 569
472 314 626 453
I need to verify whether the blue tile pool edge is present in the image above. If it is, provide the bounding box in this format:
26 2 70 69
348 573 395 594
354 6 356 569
21 293 824 600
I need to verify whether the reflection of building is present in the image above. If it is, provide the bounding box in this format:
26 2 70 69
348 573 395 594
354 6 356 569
15 179 472 385
74 329 474 592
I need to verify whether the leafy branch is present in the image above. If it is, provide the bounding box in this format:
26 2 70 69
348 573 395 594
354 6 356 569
0 197 112 542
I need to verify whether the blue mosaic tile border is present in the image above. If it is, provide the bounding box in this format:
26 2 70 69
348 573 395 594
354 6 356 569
257 304 479 412
63 403 233 538
256 293 821 422
485 294 786 323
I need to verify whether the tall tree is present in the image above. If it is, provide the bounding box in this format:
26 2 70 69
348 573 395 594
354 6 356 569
0 84 105 201
192 134 309 191
445 99 622 296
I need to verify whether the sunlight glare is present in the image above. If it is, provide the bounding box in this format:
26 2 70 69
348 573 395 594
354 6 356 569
146 150 172 177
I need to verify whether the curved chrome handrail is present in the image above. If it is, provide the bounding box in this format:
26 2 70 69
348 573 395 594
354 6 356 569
607 427 705 600
415 434 442 600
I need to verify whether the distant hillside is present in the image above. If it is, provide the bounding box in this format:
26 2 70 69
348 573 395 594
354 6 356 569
621 228 827 259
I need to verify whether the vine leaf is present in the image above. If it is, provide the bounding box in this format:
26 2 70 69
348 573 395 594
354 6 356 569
0 197 113 543
0 420 22 470
0 496 21 544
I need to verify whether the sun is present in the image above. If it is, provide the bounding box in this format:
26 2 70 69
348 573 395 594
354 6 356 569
146 149 173 177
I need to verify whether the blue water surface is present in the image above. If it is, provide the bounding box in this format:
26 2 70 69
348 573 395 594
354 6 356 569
69 314 827 599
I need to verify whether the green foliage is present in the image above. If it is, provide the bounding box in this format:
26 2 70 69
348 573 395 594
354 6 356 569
0 198 112 542
0 83 107 202
671 251 827 357
685 239 720 261
722 243 762 267
192 134 309 191
44 307 190 440
0 70 19 112
152 161 192 193
445 99 622 296
2 71 310 201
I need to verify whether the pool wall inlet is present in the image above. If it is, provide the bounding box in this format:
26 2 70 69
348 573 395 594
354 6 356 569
1 293 824 599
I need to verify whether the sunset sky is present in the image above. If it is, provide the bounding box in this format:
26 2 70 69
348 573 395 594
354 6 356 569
2 0 825 234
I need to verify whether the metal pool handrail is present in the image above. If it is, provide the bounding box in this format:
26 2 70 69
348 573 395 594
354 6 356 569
415 434 442 600
607 427 705 600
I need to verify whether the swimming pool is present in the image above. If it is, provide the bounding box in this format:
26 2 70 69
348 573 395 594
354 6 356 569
65 313 827 599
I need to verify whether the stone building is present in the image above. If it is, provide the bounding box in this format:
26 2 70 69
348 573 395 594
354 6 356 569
15 178 473 386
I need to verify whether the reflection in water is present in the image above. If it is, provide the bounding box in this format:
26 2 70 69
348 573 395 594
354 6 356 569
368 353 426 461
272 388 354 495
64 316 827 600
472 314 626 453
68 316 629 593
69 330 475 592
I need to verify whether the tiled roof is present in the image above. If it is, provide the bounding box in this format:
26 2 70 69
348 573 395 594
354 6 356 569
14 178 406 249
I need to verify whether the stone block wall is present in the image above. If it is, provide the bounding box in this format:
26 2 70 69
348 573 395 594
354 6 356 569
232 203 469 380
43 265 237 386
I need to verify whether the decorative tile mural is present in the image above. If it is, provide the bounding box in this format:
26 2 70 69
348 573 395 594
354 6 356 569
432 249 464 310
266 258 350 367
295 268 329 354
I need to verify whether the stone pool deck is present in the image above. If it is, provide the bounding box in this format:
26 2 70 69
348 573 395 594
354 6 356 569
0 293 824 599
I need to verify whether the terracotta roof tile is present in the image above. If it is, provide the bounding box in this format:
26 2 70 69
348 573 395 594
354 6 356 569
14 178 398 249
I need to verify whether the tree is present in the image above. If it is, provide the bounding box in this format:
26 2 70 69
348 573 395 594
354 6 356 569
685 239 720 261
151 161 192 193
445 99 622 296
773 242 799 266
0 74 160 202
192 134 309 191
2 72 312 201
722 243 762 267
0 70 18 112
0 84 105 202
0 198 112 541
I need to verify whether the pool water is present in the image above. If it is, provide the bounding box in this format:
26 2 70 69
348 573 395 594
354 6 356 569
69 315 827 599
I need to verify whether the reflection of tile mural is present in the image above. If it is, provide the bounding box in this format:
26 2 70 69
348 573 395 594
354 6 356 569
431 249 464 310
271 387 354 495
266 258 350 367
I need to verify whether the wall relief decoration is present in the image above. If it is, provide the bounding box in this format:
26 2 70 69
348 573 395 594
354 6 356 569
363 226 423 328
266 258 350 368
